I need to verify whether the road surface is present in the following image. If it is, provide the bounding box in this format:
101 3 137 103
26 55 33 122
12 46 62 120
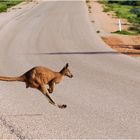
0 1 140 139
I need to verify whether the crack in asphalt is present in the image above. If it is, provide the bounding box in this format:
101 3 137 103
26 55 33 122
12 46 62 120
0 115 27 140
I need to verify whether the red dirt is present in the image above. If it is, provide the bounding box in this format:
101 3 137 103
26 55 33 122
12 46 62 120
102 36 140 57
89 1 140 57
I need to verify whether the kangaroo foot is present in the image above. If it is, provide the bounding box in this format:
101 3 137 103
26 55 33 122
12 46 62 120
58 104 67 109
48 88 53 94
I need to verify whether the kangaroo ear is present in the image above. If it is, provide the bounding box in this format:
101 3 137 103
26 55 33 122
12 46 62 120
66 63 69 68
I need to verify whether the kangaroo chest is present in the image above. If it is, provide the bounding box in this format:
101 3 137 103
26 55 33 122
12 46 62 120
53 76 64 84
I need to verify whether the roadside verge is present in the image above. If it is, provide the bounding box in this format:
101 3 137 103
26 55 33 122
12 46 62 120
87 1 140 57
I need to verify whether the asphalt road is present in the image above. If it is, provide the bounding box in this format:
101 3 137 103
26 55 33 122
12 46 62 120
0 1 140 139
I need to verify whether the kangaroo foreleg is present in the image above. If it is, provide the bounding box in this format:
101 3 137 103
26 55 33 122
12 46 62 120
48 81 55 94
39 85 66 109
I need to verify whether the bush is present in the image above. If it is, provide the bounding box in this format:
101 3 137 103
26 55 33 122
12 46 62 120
0 0 22 12
135 1 140 6
129 26 140 33
103 7 110 12
130 7 140 17
107 0 140 6
0 3 7 12
121 0 137 6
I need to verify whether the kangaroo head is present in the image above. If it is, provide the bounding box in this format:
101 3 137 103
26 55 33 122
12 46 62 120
60 63 73 78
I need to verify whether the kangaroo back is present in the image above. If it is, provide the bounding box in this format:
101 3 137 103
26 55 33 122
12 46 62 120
0 76 25 82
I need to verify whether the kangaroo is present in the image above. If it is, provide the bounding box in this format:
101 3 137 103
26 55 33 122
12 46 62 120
0 63 73 109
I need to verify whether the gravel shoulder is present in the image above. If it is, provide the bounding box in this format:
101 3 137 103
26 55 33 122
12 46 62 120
89 1 140 57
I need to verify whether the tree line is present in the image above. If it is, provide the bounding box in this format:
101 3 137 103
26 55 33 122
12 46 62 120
107 0 140 6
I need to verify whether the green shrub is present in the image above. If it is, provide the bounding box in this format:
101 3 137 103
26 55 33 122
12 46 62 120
129 25 140 33
130 7 140 17
106 0 140 6
102 0 140 34
0 0 22 12
0 3 7 12
112 30 139 35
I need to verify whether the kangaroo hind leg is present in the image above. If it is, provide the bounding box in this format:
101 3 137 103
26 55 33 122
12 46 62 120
39 85 67 109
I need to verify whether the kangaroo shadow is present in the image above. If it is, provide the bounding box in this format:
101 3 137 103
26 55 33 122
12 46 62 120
26 51 140 56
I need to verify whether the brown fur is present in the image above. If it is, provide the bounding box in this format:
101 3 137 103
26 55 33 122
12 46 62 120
0 63 73 109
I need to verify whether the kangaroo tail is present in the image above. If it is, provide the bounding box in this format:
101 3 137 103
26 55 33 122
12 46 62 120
0 75 25 82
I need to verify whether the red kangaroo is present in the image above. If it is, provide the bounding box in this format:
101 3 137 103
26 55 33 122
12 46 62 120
0 63 73 109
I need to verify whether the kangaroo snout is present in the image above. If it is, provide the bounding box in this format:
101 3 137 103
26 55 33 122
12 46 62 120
69 74 73 78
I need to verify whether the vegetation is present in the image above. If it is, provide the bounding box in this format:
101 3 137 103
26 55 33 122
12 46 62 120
107 0 140 6
112 30 139 35
101 0 140 35
130 7 140 17
0 0 22 12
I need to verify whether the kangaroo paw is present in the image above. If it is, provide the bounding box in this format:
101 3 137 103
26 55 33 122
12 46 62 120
48 89 53 94
58 104 67 109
